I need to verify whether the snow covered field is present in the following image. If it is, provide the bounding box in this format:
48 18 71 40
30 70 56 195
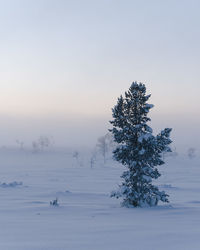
0 148 200 250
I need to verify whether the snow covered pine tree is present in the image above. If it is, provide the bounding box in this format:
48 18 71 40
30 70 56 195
110 82 172 207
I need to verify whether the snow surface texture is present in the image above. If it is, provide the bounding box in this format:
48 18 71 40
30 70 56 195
0 148 200 250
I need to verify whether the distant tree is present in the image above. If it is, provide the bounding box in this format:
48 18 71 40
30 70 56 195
38 136 51 151
110 82 172 207
105 133 117 153
170 146 178 157
16 140 24 151
32 141 40 153
72 151 81 167
187 148 196 159
163 146 178 159
73 151 79 160
90 155 95 169
32 136 53 153
96 133 116 164
96 135 108 164
90 149 97 169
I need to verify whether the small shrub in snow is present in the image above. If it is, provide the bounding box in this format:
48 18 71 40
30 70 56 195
50 198 59 206
0 181 23 188
110 82 172 207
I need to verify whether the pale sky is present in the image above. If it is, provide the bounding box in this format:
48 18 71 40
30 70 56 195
0 0 200 150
